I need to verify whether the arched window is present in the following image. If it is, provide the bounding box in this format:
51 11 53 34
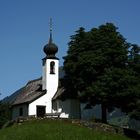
50 61 55 74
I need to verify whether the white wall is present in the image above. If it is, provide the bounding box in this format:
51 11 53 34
42 59 59 96
29 93 52 116
29 58 59 116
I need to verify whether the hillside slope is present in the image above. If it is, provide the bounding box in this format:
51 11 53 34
0 119 132 140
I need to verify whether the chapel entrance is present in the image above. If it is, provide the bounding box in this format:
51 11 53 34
36 106 46 117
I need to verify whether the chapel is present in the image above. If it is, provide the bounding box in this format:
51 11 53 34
11 20 81 119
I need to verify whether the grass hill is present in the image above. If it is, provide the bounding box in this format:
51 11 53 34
0 119 132 140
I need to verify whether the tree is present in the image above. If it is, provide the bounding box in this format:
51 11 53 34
126 44 140 120
0 100 11 128
63 23 138 123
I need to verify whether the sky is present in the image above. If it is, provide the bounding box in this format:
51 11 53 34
0 0 140 99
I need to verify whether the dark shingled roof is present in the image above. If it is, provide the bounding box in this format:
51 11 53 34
53 79 78 101
12 78 46 106
11 68 77 106
53 87 65 100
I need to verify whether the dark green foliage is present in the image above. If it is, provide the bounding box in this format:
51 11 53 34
0 101 11 128
127 44 140 120
63 23 140 122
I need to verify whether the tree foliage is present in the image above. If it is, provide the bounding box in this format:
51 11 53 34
0 101 11 128
127 44 140 120
63 23 140 122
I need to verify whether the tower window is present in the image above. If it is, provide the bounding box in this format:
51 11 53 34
50 61 55 74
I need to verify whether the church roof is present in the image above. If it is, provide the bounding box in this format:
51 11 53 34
12 78 46 106
10 68 77 106
53 87 65 100
53 79 78 101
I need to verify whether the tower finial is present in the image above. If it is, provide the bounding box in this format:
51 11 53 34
49 18 53 43
50 18 52 32
43 18 58 57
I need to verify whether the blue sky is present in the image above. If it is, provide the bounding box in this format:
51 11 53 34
0 0 140 99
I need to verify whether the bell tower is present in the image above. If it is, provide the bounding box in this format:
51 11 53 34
42 18 59 99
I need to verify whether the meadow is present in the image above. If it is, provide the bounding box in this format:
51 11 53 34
0 119 132 140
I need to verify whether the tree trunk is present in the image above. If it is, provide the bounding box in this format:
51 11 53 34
101 104 107 123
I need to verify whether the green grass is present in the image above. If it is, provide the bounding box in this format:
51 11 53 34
0 119 132 140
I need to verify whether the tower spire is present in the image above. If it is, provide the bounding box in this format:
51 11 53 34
43 18 58 58
49 18 53 43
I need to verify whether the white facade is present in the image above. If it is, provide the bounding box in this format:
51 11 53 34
29 58 59 116
28 57 81 119
42 59 59 92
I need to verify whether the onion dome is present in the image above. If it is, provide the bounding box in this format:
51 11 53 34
43 33 58 58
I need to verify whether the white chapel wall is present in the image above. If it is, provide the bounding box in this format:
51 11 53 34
29 59 59 116
29 93 51 116
46 59 59 95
